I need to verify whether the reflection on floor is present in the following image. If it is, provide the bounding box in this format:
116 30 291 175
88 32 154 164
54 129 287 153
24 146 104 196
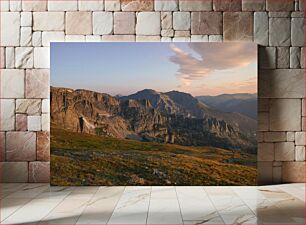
0 183 305 224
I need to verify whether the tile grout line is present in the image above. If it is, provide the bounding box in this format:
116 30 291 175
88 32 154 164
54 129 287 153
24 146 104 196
174 186 185 225
75 186 100 224
37 185 77 223
145 186 152 225
202 187 227 225
106 186 126 225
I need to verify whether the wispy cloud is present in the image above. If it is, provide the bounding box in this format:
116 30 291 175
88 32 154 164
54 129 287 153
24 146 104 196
169 43 257 90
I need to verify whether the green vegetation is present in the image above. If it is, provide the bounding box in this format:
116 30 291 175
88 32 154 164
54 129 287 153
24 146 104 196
51 128 257 186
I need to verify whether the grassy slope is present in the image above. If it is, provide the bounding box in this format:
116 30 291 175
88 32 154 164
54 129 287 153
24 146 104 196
51 128 257 186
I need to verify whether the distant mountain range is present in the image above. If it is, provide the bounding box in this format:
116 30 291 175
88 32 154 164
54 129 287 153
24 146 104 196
196 93 257 119
51 87 257 154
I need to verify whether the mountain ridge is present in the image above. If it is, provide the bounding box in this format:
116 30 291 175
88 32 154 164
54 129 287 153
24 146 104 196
51 86 257 154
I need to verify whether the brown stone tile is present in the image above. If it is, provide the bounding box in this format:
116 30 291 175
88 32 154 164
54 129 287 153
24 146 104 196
29 161 50 183
266 0 294 11
121 0 154 11
223 12 253 41
66 12 92 35
242 0 265 11
191 12 222 35
282 162 305 182
37 131 50 161
213 0 242 11
0 132 5 161
16 114 28 131
257 162 273 185
25 69 50 99
0 162 28 182
6 132 36 161
114 12 135 35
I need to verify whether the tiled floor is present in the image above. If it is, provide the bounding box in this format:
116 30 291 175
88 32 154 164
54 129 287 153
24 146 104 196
0 183 305 224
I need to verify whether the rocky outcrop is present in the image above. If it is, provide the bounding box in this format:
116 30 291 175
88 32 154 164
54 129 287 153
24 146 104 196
51 87 257 153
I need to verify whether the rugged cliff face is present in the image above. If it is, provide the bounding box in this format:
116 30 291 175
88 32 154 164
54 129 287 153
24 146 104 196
51 87 257 153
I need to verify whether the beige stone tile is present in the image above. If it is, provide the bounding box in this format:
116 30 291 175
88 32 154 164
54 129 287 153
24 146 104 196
22 0 47 11
161 37 172 42
48 0 77 11
15 47 33 68
33 12 65 31
65 35 86 42
274 142 295 161
29 161 50 183
78 0 104 11
6 132 36 161
258 98 269 112
174 30 190 37
101 35 135 42
282 162 305 183
259 69 304 98
155 0 178 11
161 29 174 37
0 47 4 69
290 47 301 69
286 132 295 142
16 114 27 131
32 31 42 47
269 99 301 131
66 12 92 35
5 47 15 69
114 12 135 35
42 99 50 113
25 69 50 98
179 0 212 11
0 0 9 11
254 12 268 46
208 35 222 42
223 12 253 41
276 47 289 69
16 99 41 115
27 115 41 131
85 35 101 42
105 0 120 11
0 69 24 98
291 18 304 47
121 0 153 11
41 114 50 131
173 12 190 31
295 132 305 146
21 12 32 27
93 12 113 35
295 146 305 161
33 47 50 68
136 36 161 42
191 35 208 42
0 99 15 131
136 12 160 35
161 12 172 29
1 12 20 46
0 162 28 182
20 27 32 47
191 12 222 35
42 32 65 47
269 18 291 47
37 131 50 161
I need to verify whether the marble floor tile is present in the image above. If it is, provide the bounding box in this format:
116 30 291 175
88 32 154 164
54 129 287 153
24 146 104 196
76 186 125 224
108 186 151 224
0 183 304 225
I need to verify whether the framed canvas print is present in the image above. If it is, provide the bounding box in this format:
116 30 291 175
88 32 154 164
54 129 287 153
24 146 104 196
50 43 258 186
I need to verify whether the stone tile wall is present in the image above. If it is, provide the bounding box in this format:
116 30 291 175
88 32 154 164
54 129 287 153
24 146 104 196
0 0 305 184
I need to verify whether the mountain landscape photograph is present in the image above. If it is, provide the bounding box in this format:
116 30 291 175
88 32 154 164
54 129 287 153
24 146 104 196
50 42 258 186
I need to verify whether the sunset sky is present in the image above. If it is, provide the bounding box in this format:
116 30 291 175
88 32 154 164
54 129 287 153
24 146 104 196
51 42 257 97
